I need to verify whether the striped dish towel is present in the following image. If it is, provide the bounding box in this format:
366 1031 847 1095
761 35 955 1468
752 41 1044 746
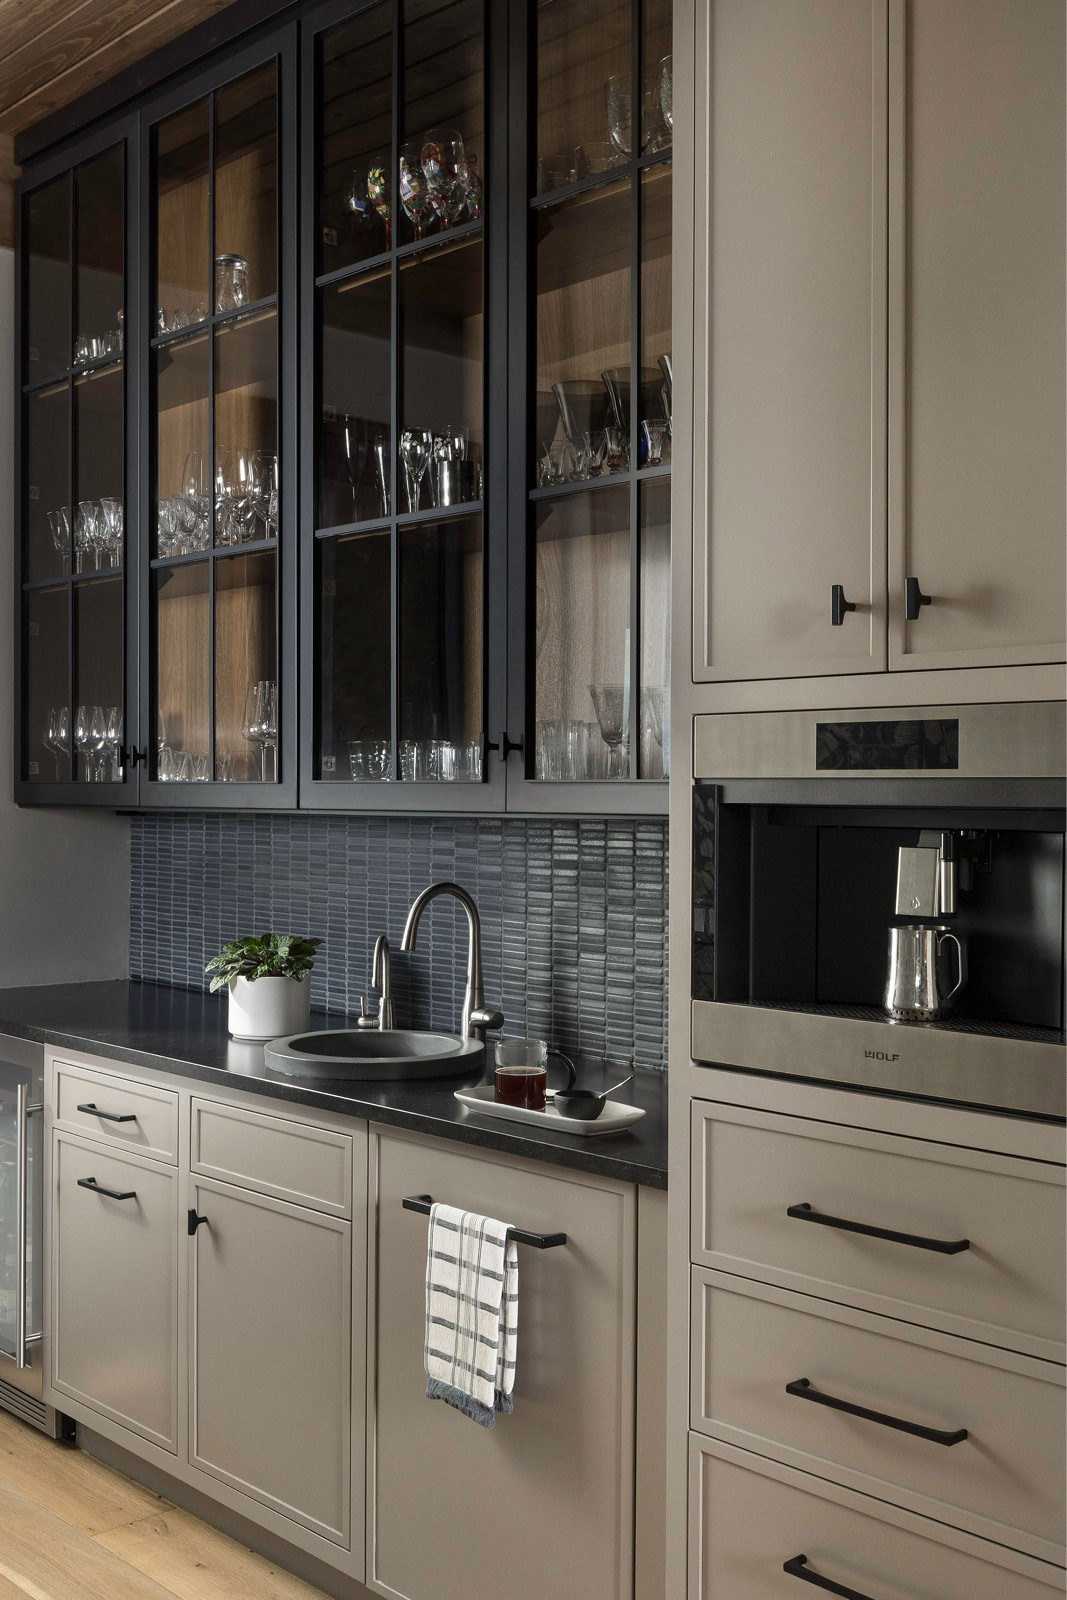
424 1202 519 1429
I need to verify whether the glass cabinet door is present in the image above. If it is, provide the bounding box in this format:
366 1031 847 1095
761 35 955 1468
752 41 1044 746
145 44 294 803
304 0 502 809
19 140 131 800
515 0 672 805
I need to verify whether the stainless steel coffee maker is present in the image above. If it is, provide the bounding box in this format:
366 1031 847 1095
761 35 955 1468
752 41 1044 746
886 831 968 1022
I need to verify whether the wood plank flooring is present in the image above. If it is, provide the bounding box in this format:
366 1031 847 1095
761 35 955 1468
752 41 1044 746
0 1410 330 1600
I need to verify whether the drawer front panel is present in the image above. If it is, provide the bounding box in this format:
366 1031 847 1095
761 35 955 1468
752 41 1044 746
191 1098 352 1217
691 1268 1065 1561
690 1437 1066 1600
54 1061 178 1164
691 1101 1066 1360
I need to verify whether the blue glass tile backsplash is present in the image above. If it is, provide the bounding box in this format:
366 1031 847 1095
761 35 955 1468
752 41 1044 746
130 813 669 1071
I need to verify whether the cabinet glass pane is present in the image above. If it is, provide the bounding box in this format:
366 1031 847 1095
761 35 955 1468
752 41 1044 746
25 174 70 381
155 334 209 557
399 0 484 247
639 479 669 778
399 516 482 780
25 383 69 582
215 309 278 546
318 531 391 781
25 586 69 782
640 163 672 461
215 64 278 306
536 0 630 191
154 562 209 780
74 147 124 363
74 365 124 570
320 274 392 528
155 97 211 332
320 2 393 277
399 238 482 512
534 486 630 779
641 0 673 155
535 180 629 479
215 551 277 782
73 577 124 783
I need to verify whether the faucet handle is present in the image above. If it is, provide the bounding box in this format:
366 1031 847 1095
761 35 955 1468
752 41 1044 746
356 995 380 1029
469 1007 504 1032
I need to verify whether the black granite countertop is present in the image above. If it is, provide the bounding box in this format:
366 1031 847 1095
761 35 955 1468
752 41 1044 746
0 981 668 1190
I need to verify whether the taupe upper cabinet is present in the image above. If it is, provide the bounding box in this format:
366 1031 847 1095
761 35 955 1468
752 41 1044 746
693 0 887 683
693 0 1066 685
889 0 1066 671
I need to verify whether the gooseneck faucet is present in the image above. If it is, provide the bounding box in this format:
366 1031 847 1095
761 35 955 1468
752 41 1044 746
400 882 504 1041
373 935 395 1030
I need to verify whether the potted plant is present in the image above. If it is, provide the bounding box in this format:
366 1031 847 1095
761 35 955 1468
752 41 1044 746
206 934 321 1042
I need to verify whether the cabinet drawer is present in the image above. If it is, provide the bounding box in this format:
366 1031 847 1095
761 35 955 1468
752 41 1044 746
691 1100 1066 1361
191 1098 352 1217
51 1133 177 1452
691 1268 1065 1563
54 1060 178 1164
690 1436 1065 1600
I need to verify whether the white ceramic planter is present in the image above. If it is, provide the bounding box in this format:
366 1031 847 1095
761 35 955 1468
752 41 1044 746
228 974 311 1042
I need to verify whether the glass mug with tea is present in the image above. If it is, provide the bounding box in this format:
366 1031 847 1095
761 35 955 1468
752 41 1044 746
494 1038 575 1112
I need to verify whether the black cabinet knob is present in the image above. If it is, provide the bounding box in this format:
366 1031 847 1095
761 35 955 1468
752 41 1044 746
904 576 932 621
830 585 856 626
187 1209 209 1236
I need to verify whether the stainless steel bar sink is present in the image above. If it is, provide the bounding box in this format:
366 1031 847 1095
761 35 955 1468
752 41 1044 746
263 1029 484 1081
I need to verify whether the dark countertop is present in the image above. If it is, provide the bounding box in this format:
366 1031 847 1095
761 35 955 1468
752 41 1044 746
0 981 668 1190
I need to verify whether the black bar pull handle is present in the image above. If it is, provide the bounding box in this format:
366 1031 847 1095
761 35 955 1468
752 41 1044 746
904 576 932 621
403 1193 566 1249
784 1554 874 1599
78 1176 137 1201
77 1102 138 1123
120 746 147 768
786 1377 968 1446
787 1202 970 1256
830 585 856 626
188 1209 209 1236
486 733 524 763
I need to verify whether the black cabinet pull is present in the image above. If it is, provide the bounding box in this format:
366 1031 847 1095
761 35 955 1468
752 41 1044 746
78 1176 137 1201
77 1102 137 1123
402 1193 565 1249
904 576 932 620
120 746 147 768
830 585 856 626
786 1377 968 1447
784 1554 874 1599
486 732 524 763
188 1210 209 1236
787 1201 969 1255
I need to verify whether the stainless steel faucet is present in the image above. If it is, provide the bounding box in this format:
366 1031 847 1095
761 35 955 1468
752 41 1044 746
373 934 395 1030
400 882 504 1041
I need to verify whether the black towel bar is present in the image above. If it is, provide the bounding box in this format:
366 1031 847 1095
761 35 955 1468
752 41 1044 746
402 1193 567 1249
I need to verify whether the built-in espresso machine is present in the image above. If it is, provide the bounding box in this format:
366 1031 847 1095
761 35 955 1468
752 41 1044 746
691 702 1066 1119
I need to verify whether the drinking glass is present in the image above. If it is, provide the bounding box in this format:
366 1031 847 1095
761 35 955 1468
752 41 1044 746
341 418 368 518
603 427 629 474
242 679 278 782
660 56 673 131
88 705 108 781
463 151 484 220
73 334 91 365
642 79 670 152
45 705 69 780
214 254 249 314
372 433 390 516
74 501 100 571
251 451 280 538
589 683 628 777
366 164 392 249
215 450 254 545
177 452 210 549
641 418 668 466
48 507 70 571
73 704 93 781
421 129 468 230
606 76 632 157
104 706 123 780
398 429 433 512
100 497 123 567
399 139 434 241
582 430 607 477
156 497 178 558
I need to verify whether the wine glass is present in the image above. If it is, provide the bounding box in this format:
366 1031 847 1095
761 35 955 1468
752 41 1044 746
73 704 93 781
251 451 279 538
421 129 467 231
74 501 101 572
89 705 108 782
399 139 434 241
606 76 632 157
157 495 178 557
372 433 390 516
463 151 484 220
104 705 123 781
345 172 380 250
398 428 433 512
215 450 255 545
660 56 673 132
45 705 68 780
588 683 628 778
242 679 278 782
341 419 367 520
99 497 123 568
48 507 70 572
179 452 210 549
366 164 392 249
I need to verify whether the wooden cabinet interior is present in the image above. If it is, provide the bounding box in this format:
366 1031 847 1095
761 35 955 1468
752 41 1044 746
535 0 630 170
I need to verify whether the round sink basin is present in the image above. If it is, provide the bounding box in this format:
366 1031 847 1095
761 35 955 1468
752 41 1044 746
263 1028 484 1081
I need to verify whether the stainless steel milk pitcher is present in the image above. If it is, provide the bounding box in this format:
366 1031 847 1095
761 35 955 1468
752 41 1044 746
884 924 967 1022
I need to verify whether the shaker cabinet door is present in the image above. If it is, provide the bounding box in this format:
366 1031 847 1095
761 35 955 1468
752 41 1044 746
888 0 1066 672
692 0 887 682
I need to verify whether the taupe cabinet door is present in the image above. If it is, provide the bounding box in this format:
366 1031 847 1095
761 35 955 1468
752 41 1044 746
51 1132 177 1451
189 1179 351 1546
693 0 887 682
368 1130 636 1600
889 0 1066 670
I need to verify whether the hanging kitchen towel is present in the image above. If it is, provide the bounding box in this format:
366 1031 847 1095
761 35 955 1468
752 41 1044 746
424 1201 518 1429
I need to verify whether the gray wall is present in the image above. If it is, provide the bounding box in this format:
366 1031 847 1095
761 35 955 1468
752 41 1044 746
0 248 131 984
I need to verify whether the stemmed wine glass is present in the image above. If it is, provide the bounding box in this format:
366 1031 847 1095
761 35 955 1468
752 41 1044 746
104 706 123 781
179 452 210 550
100 497 123 568
606 76 632 157
45 705 69 780
251 451 279 538
74 501 101 572
398 429 433 512
588 683 628 778
399 139 434 241
344 172 379 251
215 450 255 545
89 705 109 781
366 164 392 249
242 679 278 782
421 129 468 230
73 704 93 782
48 507 70 572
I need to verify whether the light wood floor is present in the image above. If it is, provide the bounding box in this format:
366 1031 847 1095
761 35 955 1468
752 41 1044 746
0 1408 331 1600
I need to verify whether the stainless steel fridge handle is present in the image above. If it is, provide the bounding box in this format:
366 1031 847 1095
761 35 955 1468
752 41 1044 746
15 1086 43 1370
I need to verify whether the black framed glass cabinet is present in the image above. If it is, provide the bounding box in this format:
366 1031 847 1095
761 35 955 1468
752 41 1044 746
14 0 671 815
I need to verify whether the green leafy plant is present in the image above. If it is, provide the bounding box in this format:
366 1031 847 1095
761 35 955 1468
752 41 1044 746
206 934 321 994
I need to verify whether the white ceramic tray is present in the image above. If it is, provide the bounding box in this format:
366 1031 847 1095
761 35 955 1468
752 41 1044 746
454 1085 646 1137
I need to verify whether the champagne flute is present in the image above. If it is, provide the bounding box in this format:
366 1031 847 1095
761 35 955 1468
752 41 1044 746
398 429 433 512
242 679 278 782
